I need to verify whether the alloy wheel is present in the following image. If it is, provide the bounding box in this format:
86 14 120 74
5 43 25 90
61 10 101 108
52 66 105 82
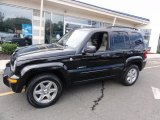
126 68 138 84
33 80 58 104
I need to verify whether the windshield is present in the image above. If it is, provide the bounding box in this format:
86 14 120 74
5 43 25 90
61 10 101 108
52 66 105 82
57 30 89 48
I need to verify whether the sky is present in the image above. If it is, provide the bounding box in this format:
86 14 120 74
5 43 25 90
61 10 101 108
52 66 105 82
78 0 159 19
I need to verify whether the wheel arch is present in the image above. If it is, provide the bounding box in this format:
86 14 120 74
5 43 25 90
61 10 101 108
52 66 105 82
19 63 70 92
125 56 143 71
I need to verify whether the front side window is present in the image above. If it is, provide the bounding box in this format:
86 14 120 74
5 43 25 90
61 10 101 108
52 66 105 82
86 32 108 52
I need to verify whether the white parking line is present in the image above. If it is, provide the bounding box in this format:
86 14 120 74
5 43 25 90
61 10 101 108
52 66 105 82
151 87 160 99
144 65 160 70
0 89 25 97
0 91 15 97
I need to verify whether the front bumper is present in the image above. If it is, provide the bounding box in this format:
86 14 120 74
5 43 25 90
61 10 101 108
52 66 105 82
3 65 22 93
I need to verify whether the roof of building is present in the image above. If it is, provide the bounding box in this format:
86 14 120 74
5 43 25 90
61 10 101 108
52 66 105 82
70 0 150 22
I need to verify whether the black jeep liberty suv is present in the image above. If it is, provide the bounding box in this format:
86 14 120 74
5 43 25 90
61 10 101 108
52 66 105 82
3 26 147 108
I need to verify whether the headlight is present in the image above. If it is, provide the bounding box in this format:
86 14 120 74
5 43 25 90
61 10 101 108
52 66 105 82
11 60 17 72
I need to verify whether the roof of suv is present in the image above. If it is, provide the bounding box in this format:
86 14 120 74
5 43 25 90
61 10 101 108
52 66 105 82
77 27 140 33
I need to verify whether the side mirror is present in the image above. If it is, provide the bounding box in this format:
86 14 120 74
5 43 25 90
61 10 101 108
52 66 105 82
84 46 96 53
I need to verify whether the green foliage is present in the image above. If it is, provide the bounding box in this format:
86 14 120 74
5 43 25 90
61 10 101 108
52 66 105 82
157 49 160 54
1 43 17 54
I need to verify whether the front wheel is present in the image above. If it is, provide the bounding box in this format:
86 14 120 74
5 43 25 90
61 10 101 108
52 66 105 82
26 74 63 108
121 65 139 86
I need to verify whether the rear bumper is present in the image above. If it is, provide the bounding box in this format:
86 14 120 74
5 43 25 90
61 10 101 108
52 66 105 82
3 65 22 93
141 59 147 70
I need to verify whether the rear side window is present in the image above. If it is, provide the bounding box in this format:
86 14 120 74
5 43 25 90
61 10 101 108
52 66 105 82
130 32 144 49
110 31 130 50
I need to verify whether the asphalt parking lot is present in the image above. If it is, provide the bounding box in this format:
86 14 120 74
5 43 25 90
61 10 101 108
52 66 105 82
0 59 160 120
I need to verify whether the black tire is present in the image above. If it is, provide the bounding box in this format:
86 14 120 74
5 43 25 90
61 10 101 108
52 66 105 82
26 74 63 108
121 65 139 86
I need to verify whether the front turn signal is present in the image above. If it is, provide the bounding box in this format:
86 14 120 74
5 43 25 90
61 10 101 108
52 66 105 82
8 78 17 84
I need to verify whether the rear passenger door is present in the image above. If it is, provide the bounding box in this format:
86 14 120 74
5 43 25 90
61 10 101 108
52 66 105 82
109 31 131 75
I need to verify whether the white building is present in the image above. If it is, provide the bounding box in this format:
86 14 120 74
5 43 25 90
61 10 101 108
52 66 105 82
0 0 158 53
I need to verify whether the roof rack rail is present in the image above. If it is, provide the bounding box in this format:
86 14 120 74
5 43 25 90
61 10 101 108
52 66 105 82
107 26 138 30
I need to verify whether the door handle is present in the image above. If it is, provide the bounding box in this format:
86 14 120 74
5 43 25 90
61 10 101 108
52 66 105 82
77 66 87 69
101 54 110 57
125 51 133 54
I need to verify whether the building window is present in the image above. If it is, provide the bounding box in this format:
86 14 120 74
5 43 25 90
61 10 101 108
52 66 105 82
65 16 92 26
45 12 51 44
65 16 92 33
0 4 32 46
64 16 111 34
51 14 64 43
100 22 112 28
91 21 101 28
140 29 151 47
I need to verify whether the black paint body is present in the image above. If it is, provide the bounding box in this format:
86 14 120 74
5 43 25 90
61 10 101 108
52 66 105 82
3 28 147 92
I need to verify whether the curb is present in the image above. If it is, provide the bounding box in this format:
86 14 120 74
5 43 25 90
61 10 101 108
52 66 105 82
0 69 3 75
0 60 10 75
0 68 4 74
0 66 5 74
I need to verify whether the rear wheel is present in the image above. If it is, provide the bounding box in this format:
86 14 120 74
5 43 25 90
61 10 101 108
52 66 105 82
121 65 139 86
26 74 62 108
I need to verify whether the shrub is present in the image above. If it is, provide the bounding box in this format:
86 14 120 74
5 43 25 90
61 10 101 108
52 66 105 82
157 49 160 54
1 43 17 55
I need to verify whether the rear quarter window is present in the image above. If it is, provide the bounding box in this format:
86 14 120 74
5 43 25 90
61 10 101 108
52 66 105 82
130 32 144 49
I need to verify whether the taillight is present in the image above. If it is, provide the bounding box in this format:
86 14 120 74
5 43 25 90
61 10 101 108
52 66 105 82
144 50 147 59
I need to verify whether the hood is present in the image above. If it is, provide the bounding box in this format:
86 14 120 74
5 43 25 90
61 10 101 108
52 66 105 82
11 43 76 62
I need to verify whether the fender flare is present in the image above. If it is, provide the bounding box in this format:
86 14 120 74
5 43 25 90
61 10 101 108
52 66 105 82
125 56 143 69
19 62 70 88
21 62 67 76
